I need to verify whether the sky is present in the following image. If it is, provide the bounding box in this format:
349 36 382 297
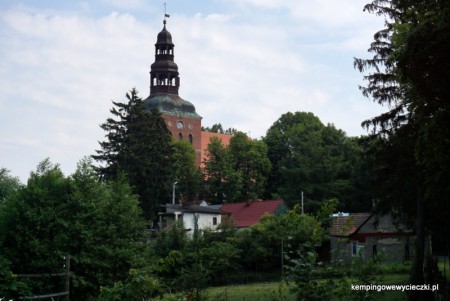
0 0 387 183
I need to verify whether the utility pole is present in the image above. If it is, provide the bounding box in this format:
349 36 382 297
301 191 304 214
172 181 178 204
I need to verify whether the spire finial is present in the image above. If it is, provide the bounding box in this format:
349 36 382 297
163 2 170 25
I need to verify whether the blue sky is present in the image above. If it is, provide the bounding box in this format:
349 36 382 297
0 0 386 182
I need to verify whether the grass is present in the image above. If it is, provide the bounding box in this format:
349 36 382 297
205 282 293 301
202 273 410 301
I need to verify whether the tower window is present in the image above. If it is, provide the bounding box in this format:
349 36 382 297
178 133 183 141
189 134 193 144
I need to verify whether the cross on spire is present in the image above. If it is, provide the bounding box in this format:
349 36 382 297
163 2 170 24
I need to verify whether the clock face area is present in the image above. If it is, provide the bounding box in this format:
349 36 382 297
176 121 184 129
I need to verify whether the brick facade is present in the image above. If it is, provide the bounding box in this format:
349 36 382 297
162 113 202 166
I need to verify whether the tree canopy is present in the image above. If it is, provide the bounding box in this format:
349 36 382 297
93 88 173 220
356 0 450 297
263 111 364 211
0 159 146 301
202 132 271 203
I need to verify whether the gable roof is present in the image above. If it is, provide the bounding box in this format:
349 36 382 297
330 213 372 236
221 199 286 228
330 213 413 237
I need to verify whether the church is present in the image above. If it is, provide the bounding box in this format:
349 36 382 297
143 18 232 166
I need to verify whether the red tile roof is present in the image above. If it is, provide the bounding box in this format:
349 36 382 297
221 199 285 228
330 213 372 236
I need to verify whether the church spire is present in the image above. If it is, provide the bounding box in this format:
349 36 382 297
150 16 180 95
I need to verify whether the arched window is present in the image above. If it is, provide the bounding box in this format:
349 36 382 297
178 133 183 141
189 134 193 144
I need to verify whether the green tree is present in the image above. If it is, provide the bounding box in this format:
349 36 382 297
93 88 173 220
264 112 362 211
229 132 271 201
98 268 163 301
202 123 238 135
356 3 450 299
0 159 147 300
171 140 202 203
203 136 242 203
0 168 22 203
392 0 450 271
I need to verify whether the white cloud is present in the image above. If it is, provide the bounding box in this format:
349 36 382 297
0 1 388 181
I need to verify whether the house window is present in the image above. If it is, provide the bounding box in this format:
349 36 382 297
213 217 217 226
351 241 358 256
352 241 365 258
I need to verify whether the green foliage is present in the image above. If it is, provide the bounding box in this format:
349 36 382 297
229 132 271 201
93 88 173 220
148 222 188 259
334 256 385 301
98 268 163 301
203 136 242 203
0 256 32 300
172 140 202 203
0 168 22 203
315 198 338 230
357 2 450 297
202 123 238 135
285 250 333 301
264 111 366 211
234 207 324 275
0 158 147 300
203 132 271 203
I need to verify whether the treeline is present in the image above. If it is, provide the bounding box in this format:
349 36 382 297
0 161 332 300
90 88 372 222
0 160 146 300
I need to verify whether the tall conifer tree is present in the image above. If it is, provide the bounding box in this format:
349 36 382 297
93 88 173 220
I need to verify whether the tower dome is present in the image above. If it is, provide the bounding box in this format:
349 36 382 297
149 20 179 95
143 17 203 166
156 21 174 45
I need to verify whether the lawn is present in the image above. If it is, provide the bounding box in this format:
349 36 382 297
206 282 293 301
203 273 410 301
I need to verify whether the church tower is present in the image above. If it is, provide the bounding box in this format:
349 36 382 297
144 19 203 166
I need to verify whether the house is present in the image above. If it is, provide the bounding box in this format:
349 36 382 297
330 213 415 264
159 202 223 234
220 199 288 228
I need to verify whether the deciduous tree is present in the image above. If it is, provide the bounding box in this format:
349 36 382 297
0 159 146 300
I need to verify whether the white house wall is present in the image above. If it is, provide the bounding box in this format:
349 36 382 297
183 212 221 234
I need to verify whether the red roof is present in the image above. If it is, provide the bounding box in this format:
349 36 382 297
221 199 285 228
329 213 372 236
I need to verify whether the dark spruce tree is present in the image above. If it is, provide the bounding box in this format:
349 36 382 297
355 1 450 299
93 88 173 221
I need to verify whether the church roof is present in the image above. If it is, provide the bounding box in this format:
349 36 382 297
144 94 202 119
156 23 173 45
